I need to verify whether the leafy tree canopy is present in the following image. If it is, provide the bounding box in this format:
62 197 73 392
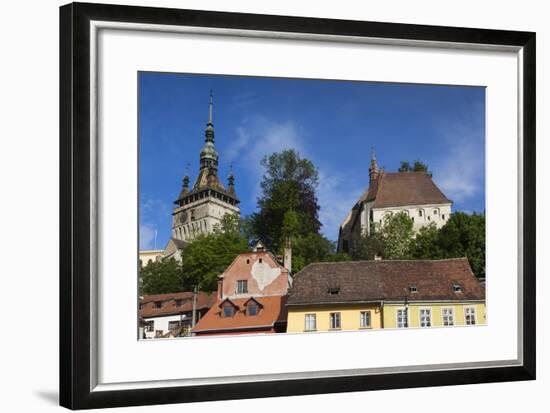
251 149 321 252
140 258 183 295
180 213 250 292
398 160 432 177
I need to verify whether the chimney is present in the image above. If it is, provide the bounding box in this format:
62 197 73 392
217 277 223 300
284 237 292 273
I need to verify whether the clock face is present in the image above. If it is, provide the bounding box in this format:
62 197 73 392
179 211 188 223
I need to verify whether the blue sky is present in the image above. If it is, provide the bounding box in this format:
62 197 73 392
139 72 485 250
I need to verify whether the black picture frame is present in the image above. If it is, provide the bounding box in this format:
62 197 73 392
60 2 536 410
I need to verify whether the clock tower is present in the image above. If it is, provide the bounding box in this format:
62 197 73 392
170 91 240 245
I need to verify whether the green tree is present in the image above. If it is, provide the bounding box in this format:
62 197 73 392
378 212 415 259
437 211 485 278
140 258 183 295
350 231 385 260
398 160 432 177
410 223 442 259
180 214 249 292
251 150 321 251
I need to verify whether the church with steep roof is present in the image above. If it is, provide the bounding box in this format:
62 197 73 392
163 92 240 260
337 151 452 253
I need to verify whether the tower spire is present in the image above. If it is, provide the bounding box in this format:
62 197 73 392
208 89 213 126
369 147 379 186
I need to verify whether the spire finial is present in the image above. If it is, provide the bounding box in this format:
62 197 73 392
371 147 376 162
208 89 213 125
228 163 235 192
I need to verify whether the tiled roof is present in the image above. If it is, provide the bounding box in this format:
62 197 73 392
287 258 484 306
367 172 451 208
139 291 216 318
192 295 288 333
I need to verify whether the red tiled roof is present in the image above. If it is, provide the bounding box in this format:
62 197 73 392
287 258 484 306
139 291 216 318
192 295 288 333
367 172 451 208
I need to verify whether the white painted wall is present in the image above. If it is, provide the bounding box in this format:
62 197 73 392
369 203 452 233
142 314 190 339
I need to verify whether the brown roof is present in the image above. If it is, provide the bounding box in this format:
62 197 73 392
366 172 451 208
139 291 216 318
192 295 288 333
287 258 484 306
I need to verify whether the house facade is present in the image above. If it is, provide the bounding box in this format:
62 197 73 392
192 243 292 336
338 152 452 253
139 291 216 339
286 258 485 333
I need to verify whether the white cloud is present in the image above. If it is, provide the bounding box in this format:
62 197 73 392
226 116 304 203
432 122 484 205
317 170 364 242
227 115 363 241
139 223 157 250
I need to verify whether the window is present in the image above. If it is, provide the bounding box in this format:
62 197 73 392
247 302 258 316
175 299 184 307
442 308 454 326
453 284 463 293
360 311 371 328
329 312 341 329
408 285 418 293
145 321 154 332
168 321 181 331
433 209 438 215
304 314 317 331
328 287 340 295
222 302 235 317
465 307 476 325
259 258 263 263
420 308 432 327
246 259 250 264
397 309 408 328
418 210 423 217
154 301 162 309
236 280 248 294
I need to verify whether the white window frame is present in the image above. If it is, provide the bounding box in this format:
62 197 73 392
329 312 341 330
442 307 455 326
465 306 477 325
236 279 248 295
359 310 371 328
396 308 408 328
419 308 432 327
304 313 316 331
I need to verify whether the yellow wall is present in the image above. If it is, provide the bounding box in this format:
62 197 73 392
287 302 486 333
287 304 382 333
382 302 486 328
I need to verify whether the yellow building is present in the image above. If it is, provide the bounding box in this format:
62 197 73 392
286 258 485 333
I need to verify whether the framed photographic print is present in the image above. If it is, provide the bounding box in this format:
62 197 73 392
59 2 536 410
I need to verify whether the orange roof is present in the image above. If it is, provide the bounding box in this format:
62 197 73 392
139 291 216 318
192 295 288 334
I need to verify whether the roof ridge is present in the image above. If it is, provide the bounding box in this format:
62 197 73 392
306 257 469 266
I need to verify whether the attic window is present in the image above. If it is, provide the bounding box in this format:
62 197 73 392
328 287 340 295
259 258 263 263
222 302 235 317
175 299 186 307
154 301 162 309
246 259 250 264
247 302 259 316
408 285 418 293
453 284 464 293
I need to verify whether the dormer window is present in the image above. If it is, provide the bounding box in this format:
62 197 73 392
408 285 418 293
222 301 235 317
328 287 340 295
154 301 162 309
453 284 463 293
259 258 263 263
175 299 184 307
247 302 258 316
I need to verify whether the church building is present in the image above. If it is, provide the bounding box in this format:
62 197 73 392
338 151 452 253
163 92 240 260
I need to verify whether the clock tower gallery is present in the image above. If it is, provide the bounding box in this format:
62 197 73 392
170 92 240 245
